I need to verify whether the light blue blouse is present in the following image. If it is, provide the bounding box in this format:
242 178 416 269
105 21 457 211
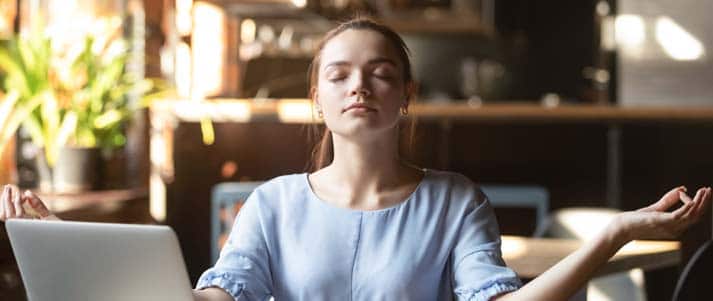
196 169 522 301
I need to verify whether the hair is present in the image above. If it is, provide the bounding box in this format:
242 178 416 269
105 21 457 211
306 16 417 172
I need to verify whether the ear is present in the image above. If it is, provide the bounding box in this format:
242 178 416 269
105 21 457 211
310 86 320 107
404 81 417 108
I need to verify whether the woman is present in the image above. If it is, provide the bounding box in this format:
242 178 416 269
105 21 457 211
2 17 711 301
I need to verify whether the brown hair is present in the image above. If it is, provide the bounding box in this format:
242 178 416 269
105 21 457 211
306 16 417 172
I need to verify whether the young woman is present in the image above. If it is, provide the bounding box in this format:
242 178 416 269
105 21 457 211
2 18 711 301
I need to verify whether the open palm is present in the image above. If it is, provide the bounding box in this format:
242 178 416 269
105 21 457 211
616 186 711 242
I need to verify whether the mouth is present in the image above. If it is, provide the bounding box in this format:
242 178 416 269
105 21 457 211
343 103 377 113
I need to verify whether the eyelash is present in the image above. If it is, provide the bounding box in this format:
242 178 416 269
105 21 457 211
327 71 393 82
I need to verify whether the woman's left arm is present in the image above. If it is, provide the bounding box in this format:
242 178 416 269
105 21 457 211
495 186 711 301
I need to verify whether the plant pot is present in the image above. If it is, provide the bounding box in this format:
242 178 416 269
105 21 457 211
100 148 127 190
36 147 101 193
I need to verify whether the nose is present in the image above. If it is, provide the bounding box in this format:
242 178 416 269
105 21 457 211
348 74 371 98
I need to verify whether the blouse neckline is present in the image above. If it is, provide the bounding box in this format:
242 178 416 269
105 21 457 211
303 168 430 214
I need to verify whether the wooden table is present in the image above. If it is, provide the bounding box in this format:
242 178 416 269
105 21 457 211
502 235 681 279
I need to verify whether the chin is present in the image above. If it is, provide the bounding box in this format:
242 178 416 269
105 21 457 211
333 120 396 139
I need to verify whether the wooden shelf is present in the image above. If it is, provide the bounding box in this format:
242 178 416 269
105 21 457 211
152 99 713 125
37 187 148 214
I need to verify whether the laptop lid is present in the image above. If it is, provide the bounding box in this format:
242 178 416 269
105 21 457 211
6 219 193 301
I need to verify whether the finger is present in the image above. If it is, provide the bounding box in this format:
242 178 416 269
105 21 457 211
24 190 51 218
12 186 23 218
647 186 686 211
672 196 697 219
679 191 693 204
4 185 16 219
687 187 707 220
692 187 711 219
0 185 8 220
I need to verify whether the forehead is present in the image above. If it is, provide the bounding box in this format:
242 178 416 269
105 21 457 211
319 29 402 69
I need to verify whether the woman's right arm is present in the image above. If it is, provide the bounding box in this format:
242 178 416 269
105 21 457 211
494 186 711 301
1 184 59 221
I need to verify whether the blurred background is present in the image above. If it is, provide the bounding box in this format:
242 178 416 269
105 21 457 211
1 1 712 300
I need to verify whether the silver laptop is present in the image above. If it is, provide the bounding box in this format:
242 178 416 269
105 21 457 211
6 219 194 301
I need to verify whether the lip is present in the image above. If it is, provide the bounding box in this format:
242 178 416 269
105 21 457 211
343 103 377 113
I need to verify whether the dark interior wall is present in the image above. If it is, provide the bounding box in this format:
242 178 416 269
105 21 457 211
496 0 597 100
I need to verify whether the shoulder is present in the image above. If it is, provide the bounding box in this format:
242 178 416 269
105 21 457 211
422 169 488 209
242 173 310 215
424 169 483 196
253 173 307 196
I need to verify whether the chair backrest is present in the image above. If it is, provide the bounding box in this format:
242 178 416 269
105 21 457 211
210 181 263 263
671 240 713 301
480 184 549 236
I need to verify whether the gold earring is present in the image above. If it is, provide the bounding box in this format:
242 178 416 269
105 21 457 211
401 106 408 115
318 109 323 119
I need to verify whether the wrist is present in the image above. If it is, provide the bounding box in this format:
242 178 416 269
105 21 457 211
605 215 632 249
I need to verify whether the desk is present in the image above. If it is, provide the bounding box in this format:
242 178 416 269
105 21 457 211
502 235 681 279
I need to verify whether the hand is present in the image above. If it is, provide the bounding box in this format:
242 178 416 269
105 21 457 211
0 184 59 221
613 186 711 243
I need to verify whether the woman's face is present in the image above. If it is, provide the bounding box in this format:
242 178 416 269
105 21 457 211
315 29 408 140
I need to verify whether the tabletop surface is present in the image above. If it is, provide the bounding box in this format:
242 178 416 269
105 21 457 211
501 235 681 279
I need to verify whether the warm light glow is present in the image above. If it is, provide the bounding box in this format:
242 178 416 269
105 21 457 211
176 0 193 36
175 42 192 98
615 14 646 47
192 2 225 98
150 173 167 222
588 268 646 301
173 100 252 122
291 0 307 8
557 209 618 240
655 16 705 61
48 0 79 21
214 101 252 122
41 0 124 59
241 19 257 44
601 16 616 51
278 25 294 50
277 100 315 123
501 236 528 259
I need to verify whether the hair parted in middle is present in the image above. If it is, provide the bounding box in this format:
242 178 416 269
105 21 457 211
305 16 418 172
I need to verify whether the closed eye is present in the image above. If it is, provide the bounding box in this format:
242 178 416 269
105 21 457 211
372 66 396 80
328 76 347 82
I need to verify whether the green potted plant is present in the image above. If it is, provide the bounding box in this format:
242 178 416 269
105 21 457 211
0 33 71 186
0 30 154 192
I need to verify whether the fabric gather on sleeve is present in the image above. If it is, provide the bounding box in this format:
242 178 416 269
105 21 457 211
196 272 248 300
454 279 522 301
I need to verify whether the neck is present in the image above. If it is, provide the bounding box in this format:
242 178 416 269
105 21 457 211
309 127 425 210
328 129 403 191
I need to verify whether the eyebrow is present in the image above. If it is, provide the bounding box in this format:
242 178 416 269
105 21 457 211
323 57 398 70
